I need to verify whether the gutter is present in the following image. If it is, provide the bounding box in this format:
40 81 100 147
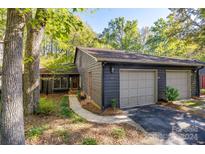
101 62 105 110
96 58 205 67
196 66 204 96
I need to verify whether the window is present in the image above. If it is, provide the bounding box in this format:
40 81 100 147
61 78 68 89
53 77 68 90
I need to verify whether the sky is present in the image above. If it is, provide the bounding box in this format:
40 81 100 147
76 8 171 34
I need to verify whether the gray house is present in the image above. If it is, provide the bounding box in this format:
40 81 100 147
74 47 205 109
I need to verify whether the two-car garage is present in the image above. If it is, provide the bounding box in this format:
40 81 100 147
119 69 191 108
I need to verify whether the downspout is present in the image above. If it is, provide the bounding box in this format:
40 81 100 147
102 62 105 110
196 66 204 96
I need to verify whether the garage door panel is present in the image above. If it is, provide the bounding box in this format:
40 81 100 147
120 81 128 89
138 80 146 88
129 72 137 80
166 71 190 99
146 79 155 88
147 88 154 95
146 96 155 103
138 88 145 96
146 72 155 79
138 96 146 105
129 80 137 88
120 97 129 108
120 70 156 108
120 72 129 81
129 97 138 106
129 89 137 97
120 89 129 97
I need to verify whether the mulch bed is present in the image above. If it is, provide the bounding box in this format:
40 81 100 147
159 101 205 118
25 114 159 145
80 98 124 116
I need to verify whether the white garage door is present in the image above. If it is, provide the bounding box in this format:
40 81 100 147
166 71 191 99
120 70 156 108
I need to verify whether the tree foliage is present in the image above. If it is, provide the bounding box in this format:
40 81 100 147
145 17 189 57
100 17 141 52
0 8 6 40
40 10 110 71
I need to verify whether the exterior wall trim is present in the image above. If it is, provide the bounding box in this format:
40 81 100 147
78 48 98 62
97 58 204 67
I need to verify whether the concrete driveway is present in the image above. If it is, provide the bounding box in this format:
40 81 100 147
126 105 205 145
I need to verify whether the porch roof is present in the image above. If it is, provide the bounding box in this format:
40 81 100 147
40 64 79 75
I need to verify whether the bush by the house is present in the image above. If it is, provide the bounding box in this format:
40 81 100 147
110 99 117 110
36 98 57 115
165 86 180 101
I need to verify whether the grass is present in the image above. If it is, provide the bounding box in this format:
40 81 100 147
183 101 204 107
36 97 58 115
54 129 70 143
25 94 156 145
59 96 86 123
82 137 97 145
111 128 126 139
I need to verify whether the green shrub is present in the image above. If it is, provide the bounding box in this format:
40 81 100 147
59 96 73 117
165 86 180 101
111 128 125 139
59 96 85 122
70 112 86 123
110 99 117 109
26 126 47 139
54 129 70 142
82 137 97 145
36 98 57 115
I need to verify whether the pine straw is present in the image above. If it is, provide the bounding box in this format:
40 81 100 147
159 101 205 118
25 93 161 144
80 99 124 116
25 115 160 145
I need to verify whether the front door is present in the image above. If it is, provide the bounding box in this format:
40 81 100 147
71 76 79 89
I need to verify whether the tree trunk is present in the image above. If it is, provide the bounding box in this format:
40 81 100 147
0 8 25 145
23 9 47 114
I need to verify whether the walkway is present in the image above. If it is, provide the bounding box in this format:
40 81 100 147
69 95 144 132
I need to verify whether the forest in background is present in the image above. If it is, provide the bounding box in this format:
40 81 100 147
0 8 205 71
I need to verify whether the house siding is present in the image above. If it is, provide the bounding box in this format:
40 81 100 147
103 63 198 108
75 49 102 107
199 68 205 75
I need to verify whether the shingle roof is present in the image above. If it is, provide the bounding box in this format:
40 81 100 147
77 47 205 67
